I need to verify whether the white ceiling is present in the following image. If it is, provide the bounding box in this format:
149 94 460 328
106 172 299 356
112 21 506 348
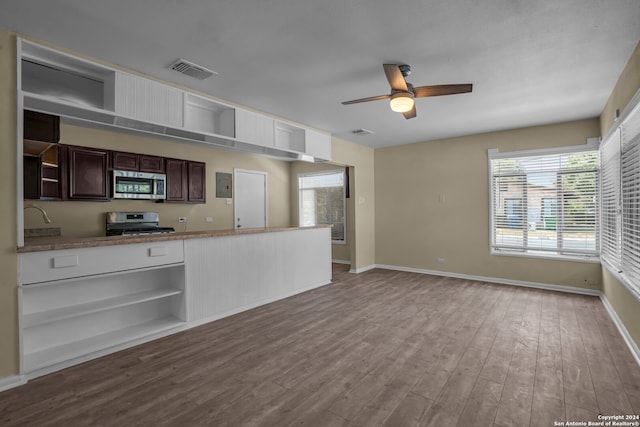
1 1 639 148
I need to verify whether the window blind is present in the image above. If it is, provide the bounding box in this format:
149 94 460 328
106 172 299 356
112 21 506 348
599 92 640 299
490 147 599 259
298 170 346 243
621 131 640 284
600 128 621 266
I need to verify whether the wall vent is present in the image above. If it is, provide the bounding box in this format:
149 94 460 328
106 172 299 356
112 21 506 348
351 128 374 136
169 58 217 80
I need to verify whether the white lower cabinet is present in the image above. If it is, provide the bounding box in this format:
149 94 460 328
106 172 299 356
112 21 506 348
20 242 186 375
185 227 332 323
18 229 331 378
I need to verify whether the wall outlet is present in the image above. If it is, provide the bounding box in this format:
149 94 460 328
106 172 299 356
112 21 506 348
205 217 213 223
178 217 187 223
437 257 445 264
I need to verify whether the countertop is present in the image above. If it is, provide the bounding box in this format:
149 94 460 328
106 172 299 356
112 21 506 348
18 225 332 253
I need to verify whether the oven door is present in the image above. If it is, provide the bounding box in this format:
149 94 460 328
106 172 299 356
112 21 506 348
112 170 166 200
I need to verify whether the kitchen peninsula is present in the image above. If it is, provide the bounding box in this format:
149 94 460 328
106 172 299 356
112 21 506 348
18 226 332 377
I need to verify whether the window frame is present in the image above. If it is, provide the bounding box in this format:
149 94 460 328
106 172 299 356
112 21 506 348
297 169 347 245
488 141 600 263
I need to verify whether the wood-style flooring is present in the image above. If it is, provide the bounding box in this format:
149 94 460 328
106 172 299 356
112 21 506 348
1 264 639 426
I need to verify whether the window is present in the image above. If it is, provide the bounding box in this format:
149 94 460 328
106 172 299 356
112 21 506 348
489 144 599 260
298 170 346 244
601 94 640 298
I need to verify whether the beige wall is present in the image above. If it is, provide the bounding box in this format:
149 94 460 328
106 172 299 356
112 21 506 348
375 119 602 289
601 41 640 137
599 40 640 349
331 137 375 271
24 124 292 235
290 161 352 262
0 29 19 378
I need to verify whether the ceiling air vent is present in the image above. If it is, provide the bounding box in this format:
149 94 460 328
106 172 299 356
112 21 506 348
169 58 217 80
352 128 374 136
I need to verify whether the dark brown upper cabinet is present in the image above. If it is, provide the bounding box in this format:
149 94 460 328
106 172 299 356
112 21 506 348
67 145 110 200
112 151 165 174
165 159 187 202
165 159 206 203
139 155 165 174
24 110 60 143
111 151 139 171
23 111 63 200
23 156 42 200
188 161 206 203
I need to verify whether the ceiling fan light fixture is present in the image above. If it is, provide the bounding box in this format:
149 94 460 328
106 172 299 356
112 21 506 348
389 92 414 113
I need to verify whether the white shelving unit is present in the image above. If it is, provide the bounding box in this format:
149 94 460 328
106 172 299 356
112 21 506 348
18 38 331 163
20 242 187 375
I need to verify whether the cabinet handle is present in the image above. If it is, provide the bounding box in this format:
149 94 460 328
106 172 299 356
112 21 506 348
148 247 166 257
52 255 79 268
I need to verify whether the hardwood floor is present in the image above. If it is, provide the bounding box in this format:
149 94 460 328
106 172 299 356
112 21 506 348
2 264 639 426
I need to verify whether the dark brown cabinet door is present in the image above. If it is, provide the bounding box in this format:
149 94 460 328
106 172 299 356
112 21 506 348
165 159 187 202
139 155 165 174
23 156 42 200
24 110 60 143
188 161 206 203
67 146 110 200
112 152 165 174
112 151 139 171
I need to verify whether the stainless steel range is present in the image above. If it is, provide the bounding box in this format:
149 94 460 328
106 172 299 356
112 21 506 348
106 212 175 236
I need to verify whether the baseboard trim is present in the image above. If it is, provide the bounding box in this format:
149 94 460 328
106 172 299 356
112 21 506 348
331 259 351 265
374 264 601 296
349 264 376 274
600 294 640 367
0 375 26 393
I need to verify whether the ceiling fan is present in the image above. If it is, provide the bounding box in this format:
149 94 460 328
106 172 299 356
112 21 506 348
341 64 473 119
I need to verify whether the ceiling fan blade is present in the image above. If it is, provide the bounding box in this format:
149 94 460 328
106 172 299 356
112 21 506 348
383 64 408 91
413 84 473 98
402 105 417 120
341 94 390 105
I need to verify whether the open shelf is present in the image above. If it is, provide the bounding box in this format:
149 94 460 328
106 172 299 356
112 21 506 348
20 256 186 374
23 288 183 328
275 121 305 153
184 93 235 137
23 316 184 372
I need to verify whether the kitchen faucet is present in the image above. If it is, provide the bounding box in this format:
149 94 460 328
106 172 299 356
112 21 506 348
24 204 52 224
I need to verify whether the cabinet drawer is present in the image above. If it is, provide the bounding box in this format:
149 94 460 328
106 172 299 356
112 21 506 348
21 240 184 284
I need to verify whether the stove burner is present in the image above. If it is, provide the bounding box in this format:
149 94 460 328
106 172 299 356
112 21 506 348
110 227 176 236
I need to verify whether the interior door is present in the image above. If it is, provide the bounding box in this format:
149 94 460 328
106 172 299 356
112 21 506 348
234 169 267 229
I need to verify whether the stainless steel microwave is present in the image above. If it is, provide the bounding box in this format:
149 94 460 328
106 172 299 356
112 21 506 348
112 170 167 200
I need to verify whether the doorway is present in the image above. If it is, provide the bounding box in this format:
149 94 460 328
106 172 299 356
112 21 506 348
234 168 267 229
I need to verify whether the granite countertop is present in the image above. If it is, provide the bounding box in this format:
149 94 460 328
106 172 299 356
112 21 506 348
18 225 332 253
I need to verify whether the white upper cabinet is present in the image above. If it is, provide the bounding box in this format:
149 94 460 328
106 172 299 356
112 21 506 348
20 40 116 112
115 72 184 128
19 39 332 161
304 129 332 160
235 108 274 147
